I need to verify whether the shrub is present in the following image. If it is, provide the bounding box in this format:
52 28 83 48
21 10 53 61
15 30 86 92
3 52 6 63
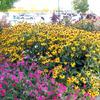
0 19 10 33
94 19 100 31
72 19 95 31
0 23 100 99
61 17 71 26
0 56 99 99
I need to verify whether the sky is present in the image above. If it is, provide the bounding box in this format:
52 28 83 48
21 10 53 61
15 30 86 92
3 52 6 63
14 0 100 15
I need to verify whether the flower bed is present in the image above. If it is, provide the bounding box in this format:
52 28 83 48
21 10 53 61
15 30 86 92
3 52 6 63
0 23 100 99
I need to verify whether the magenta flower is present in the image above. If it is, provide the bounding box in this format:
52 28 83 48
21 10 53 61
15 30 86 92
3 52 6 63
37 96 45 100
83 84 87 88
50 78 55 84
20 60 25 66
0 75 5 81
11 75 19 83
52 96 57 100
47 91 55 96
37 70 43 75
28 73 34 78
72 93 78 100
0 84 2 88
0 89 6 96
58 83 67 93
57 93 62 97
18 71 24 80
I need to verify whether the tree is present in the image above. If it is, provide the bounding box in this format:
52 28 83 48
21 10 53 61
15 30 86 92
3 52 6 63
73 0 89 13
0 0 18 11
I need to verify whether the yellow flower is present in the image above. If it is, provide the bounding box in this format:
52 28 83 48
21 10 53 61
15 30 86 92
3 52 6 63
57 65 62 69
67 77 72 84
58 49 62 53
42 61 47 64
74 86 79 90
59 74 65 79
91 50 96 53
85 54 90 57
41 43 47 46
77 73 81 77
74 42 79 46
64 62 67 65
53 70 59 75
52 50 57 55
71 47 76 52
81 89 86 95
75 79 79 84
71 62 76 67
44 69 48 73
54 57 60 63
80 77 86 84
81 46 86 51
86 71 91 76
71 54 74 57
71 76 76 82
91 92 96 97
93 57 97 61
88 89 92 95
94 91 99 96
52 74 57 79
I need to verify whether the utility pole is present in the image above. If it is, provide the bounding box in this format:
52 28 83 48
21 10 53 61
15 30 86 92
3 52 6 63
58 0 60 16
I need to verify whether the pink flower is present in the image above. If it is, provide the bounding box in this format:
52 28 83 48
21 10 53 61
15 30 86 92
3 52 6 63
50 78 55 84
72 93 78 100
11 75 19 83
66 95 71 100
84 92 90 97
52 96 57 100
90 97 95 100
29 73 34 78
0 89 6 96
26 80 33 87
17 61 21 66
18 72 24 80
20 60 25 66
58 83 67 93
37 96 45 100
83 84 86 88
37 70 43 75
43 86 48 92
0 84 2 88
34 70 43 79
0 75 5 80
12 83 16 87
3 81 8 86
57 93 62 97
31 62 37 66
47 91 54 96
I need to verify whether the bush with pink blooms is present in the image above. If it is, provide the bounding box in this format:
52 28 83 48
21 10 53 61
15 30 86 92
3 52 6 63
0 55 97 100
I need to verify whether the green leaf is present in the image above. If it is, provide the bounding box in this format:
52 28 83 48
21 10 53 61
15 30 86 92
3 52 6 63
0 0 18 11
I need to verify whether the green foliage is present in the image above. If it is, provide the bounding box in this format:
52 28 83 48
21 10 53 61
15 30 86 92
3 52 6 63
94 20 100 31
73 0 89 13
0 0 18 11
72 19 95 31
62 17 71 26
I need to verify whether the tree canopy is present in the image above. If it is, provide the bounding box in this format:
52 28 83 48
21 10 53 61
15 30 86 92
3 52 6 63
0 0 18 11
73 0 89 13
